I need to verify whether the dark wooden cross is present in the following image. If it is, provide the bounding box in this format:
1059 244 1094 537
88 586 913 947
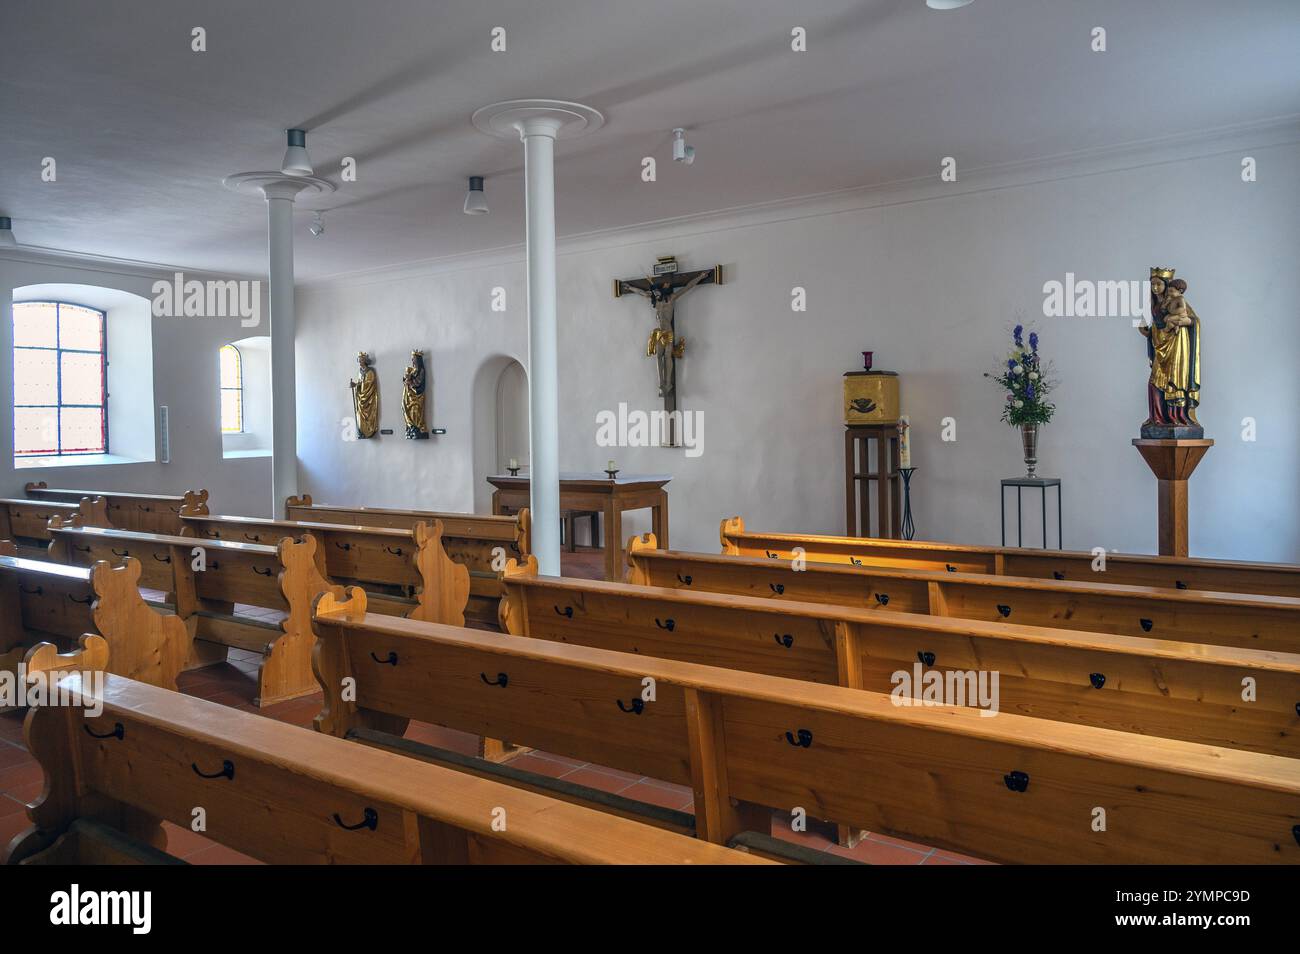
614 258 722 440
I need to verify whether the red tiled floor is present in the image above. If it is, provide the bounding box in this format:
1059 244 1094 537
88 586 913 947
555 767 638 795
617 780 695 812
828 835 933 865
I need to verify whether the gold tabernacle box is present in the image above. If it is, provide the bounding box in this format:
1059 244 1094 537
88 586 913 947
843 370 899 424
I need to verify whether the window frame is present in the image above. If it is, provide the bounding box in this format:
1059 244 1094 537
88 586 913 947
219 343 244 434
12 300 110 457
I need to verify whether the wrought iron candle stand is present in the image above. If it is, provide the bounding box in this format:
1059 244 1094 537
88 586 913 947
899 467 917 541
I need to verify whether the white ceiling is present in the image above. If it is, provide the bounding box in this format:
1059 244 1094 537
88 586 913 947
2 0 1298 280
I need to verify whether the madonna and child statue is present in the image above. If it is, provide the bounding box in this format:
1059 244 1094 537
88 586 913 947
1139 266 1203 439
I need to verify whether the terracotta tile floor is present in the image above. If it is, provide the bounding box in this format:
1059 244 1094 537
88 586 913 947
0 547 992 865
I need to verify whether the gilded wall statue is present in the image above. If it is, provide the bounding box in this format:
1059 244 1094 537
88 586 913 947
1139 267 1202 438
402 350 429 439
349 351 379 439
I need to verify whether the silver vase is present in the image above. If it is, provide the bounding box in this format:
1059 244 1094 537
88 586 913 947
1020 423 1040 478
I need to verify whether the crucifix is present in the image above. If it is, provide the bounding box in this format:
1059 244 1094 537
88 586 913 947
614 256 722 443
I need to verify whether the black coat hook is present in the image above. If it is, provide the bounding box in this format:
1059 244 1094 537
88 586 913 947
252 566 274 576
784 728 813 748
137 504 153 513
1003 770 1029 792
334 807 379 832
1052 571 1065 580
765 550 778 559
385 546 403 556
244 533 261 542
192 759 235 781
1139 618 1153 632
616 698 644 714
917 651 935 666
1090 672 1106 689
369 651 398 665
152 553 172 564
774 633 793 648
19 585 42 596
84 722 124 740
945 564 957 572
770 583 785 595
1175 580 1188 590
480 672 508 688
111 548 130 557
996 604 1012 618
67 594 94 605
654 617 675 632
73 544 91 553
874 593 890 606
1293 824 1300 847
850 558 863 566
554 605 573 618
334 541 352 551
676 573 692 585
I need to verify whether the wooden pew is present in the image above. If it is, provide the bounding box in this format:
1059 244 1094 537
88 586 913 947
0 496 108 551
500 557 1300 758
44 517 333 707
286 494 528 623
721 516 1300 598
0 542 183 691
8 673 767 865
627 534 1300 655
25 481 208 535
312 591 1300 864
177 511 469 626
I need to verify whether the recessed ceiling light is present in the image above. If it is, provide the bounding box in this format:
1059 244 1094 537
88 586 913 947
927 0 974 9
281 128 313 176
464 176 489 215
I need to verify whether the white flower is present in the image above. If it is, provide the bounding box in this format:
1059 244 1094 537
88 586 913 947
1013 400 1024 408
1028 371 1039 380
1011 365 1023 375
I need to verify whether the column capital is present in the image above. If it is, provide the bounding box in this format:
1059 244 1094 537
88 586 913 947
222 171 336 202
472 99 604 143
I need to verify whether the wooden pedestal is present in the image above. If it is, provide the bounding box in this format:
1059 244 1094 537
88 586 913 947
1132 438 1213 557
845 424 901 538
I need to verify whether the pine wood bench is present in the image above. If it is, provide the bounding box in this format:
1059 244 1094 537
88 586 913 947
178 511 469 626
285 494 528 623
8 673 769 865
25 481 208 535
627 535 1300 655
500 558 1300 759
44 519 333 706
721 516 1300 598
0 496 108 550
312 590 1300 864
0 543 183 692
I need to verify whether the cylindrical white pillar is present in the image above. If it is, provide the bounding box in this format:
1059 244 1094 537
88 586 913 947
264 187 299 517
520 118 563 575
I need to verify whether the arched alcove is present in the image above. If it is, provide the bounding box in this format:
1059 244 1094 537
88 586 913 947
470 354 528 513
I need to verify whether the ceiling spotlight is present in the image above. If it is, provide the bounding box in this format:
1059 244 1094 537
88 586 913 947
309 211 326 237
0 216 15 248
926 0 974 9
281 128 313 176
463 175 489 215
672 128 695 165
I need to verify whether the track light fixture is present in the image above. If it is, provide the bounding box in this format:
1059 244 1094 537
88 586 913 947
672 128 695 165
0 217 14 248
927 0 974 9
463 176 488 215
309 211 326 237
281 128 313 176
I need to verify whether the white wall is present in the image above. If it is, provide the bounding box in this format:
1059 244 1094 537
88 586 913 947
296 135 1300 561
0 251 273 515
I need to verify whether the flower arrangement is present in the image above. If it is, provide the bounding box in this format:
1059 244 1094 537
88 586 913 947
985 324 1056 426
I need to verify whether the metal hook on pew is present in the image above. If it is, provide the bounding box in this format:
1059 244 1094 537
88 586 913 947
84 722 124 741
774 633 793 648
1090 672 1106 689
946 564 957 572
480 672 508 688
1293 824 1300 847
1053 571 1065 580
19 585 42 596
334 541 352 551
765 550 778 559
370 651 398 666
554 605 573 618
137 504 153 512
676 573 692 585
73 544 91 554
153 553 172 564
1175 581 1188 590
874 593 890 606
252 566 274 576
334 807 379 832
655 617 675 632
997 604 1012 618
769 583 785 595
68 594 94 605
385 546 403 556
168 506 182 513
850 557 863 566
917 651 935 666
1003 770 1030 792
784 728 813 748
192 759 235 781
617 698 644 715
1139 618 1153 632
244 533 261 542
111 548 130 557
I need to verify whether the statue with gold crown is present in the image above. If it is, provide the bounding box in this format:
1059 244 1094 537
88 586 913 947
1139 267 1202 439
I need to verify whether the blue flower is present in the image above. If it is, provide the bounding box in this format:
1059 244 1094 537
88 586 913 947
1026 383 1036 400
1007 358 1016 370
1028 331 1039 352
1013 325 1024 347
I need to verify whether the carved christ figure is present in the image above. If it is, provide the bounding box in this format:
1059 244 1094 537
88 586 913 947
625 271 710 398
349 352 379 439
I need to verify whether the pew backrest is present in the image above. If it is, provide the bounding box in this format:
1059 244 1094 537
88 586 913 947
25 481 208 534
720 516 1300 598
9 673 767 865
0 496 109 544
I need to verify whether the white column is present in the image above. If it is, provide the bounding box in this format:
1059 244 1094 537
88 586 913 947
263 183 299 516
520 117 563 575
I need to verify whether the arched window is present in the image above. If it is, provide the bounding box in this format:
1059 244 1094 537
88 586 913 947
13 301 108 456
219 344 243 433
